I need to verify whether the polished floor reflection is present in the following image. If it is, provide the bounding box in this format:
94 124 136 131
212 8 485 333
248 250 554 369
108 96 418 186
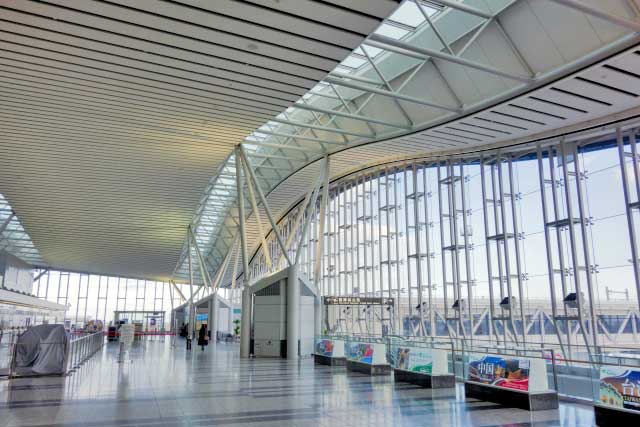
0 339 596 426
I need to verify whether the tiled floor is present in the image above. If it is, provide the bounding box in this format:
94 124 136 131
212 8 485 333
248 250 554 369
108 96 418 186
0 339 597 426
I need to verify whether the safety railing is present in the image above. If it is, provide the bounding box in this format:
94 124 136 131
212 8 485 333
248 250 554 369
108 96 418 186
66 331 104 373
0 329 26 377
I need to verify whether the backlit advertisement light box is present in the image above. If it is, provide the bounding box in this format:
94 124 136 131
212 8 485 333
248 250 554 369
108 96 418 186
315 338 345 358
466 353 549 393
599 367 640 413
393 346 449 376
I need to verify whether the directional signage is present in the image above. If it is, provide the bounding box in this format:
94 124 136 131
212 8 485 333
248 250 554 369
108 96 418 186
323 296 394 306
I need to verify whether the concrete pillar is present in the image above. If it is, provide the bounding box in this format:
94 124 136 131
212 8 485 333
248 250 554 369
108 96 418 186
286 266 300 360
228 305 234 334
188 302 195 339
208 296 219 344
240 286 251 358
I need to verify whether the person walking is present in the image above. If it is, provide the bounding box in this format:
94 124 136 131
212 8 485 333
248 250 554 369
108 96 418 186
197 324 209 351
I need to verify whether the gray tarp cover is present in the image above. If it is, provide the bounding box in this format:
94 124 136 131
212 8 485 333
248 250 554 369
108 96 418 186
15 324 69 375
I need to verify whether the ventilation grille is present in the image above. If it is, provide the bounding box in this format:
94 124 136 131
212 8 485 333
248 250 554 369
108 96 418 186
255 282 280 296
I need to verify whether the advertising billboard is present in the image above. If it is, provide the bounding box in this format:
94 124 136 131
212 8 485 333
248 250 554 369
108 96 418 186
467 354 530 391
315 339 334 357
599 367 640 412
347 342 374 364
394 347 433 374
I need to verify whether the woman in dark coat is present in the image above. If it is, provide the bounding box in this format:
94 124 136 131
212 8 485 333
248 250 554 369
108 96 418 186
197 324 208 351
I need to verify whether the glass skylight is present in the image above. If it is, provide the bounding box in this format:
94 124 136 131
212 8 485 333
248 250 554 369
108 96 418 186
340 55 368 69
0 193 44 265
388 0 439 28
374 23 410 40
180 0 447 281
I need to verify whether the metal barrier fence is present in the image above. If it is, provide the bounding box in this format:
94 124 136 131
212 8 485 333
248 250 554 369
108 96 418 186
66 332 104 373
0 329 27 377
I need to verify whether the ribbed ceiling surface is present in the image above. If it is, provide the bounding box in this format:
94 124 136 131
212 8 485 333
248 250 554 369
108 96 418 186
0 0 398 280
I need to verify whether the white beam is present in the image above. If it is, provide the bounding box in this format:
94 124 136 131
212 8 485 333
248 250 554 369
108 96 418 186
241 159 273 270
268 117 374 139
238 145 293 266
294 158 326 266
365 34 532 83
324 75 460 112
292 102 411 130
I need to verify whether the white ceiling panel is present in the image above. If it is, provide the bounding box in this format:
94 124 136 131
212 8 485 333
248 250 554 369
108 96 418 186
0 0 396 280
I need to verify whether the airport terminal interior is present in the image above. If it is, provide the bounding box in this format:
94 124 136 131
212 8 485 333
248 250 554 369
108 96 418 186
2 0 640 426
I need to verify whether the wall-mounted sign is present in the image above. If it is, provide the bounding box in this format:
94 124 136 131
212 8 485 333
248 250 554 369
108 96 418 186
467 354 530 391
323 296 394 306
599 367 640 412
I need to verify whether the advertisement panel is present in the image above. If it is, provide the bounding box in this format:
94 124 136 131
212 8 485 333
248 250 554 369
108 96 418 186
599 367 640 412
467 354 530 391
394 347 433 374
315 339 334 357
347 343 374 364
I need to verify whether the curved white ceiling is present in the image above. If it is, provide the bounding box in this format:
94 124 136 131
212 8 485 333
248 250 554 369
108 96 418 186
1 0 639 285
0 0 398 279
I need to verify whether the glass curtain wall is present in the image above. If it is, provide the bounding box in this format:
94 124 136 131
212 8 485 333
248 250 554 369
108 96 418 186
244 127 640 353
32 270 183 331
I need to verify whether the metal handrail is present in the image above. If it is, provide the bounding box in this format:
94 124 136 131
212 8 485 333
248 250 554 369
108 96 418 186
66 331 104 373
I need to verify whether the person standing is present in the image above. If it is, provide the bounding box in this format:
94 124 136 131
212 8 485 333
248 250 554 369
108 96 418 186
198 324 208 351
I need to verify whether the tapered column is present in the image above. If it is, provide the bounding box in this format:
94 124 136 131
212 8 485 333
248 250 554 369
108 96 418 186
286 266 300 359
236 148 252 358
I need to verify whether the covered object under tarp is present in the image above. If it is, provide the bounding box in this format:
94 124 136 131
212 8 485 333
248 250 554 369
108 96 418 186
13 325 70 376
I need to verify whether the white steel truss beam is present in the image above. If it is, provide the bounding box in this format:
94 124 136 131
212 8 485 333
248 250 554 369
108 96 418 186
238 144 293 267
365 34 532 83
292 102 411 130
324 75 459 112
268 117 374 139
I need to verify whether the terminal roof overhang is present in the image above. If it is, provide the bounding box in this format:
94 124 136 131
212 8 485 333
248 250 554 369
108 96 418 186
1 1 640 284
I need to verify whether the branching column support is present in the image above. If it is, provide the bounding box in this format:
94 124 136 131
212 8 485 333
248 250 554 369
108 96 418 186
235 148 252 358
238 145 293 267
314 156 331 336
